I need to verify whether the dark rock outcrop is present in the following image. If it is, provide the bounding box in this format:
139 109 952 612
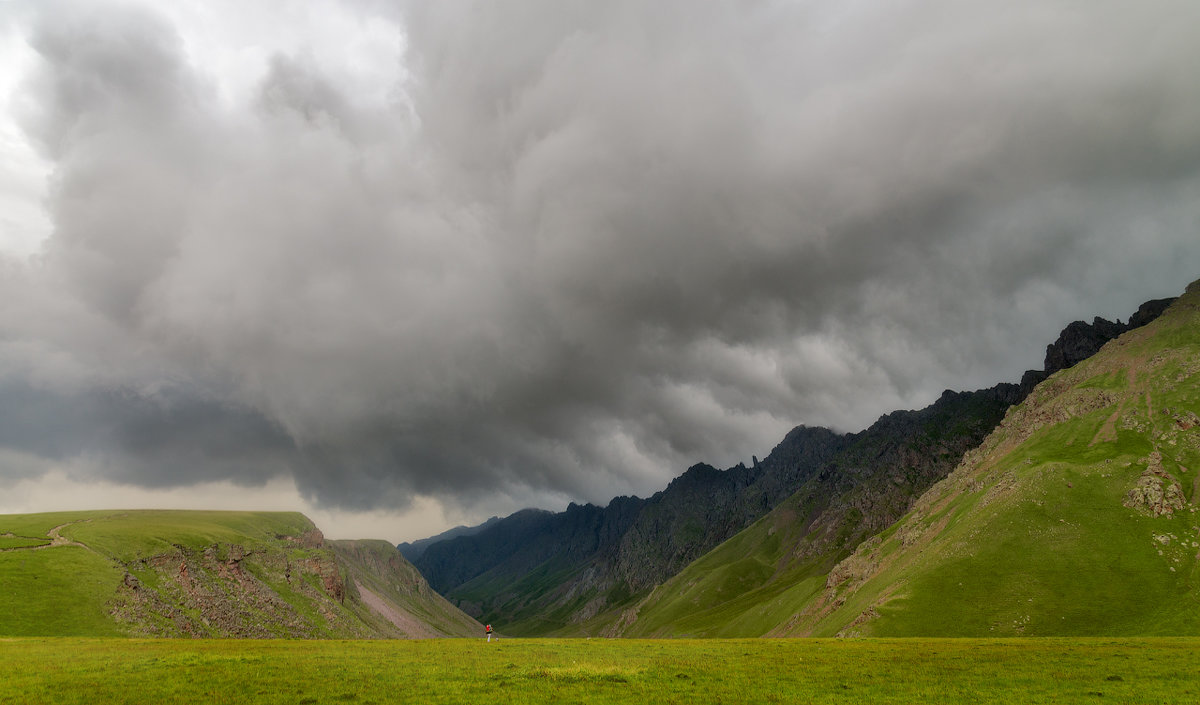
1128 297 1178 329
1043 298 1176 374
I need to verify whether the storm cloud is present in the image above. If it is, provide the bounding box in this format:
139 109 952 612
1 0 1198 521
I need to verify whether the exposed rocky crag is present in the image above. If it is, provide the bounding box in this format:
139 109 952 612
1124 451 1187 517
1041 298 1176 375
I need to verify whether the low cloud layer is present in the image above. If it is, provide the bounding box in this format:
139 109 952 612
1 0 1198 523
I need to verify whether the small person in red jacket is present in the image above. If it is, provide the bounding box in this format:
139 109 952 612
486 624 493 642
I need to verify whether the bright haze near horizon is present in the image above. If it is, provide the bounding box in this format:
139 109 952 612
1 0 1198 543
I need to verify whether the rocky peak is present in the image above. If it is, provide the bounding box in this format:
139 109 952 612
1128 298 1177 329
1043 317 1126 373
1042 297 1177 375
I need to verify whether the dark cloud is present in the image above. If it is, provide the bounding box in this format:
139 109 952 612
1 0 1198 514
0 378 295 485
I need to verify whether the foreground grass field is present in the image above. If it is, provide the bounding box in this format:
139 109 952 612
2 638 1197 704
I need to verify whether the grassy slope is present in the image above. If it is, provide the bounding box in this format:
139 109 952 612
0 548 125 636
804 280 1200 636
448 556 600 635
596 507 829 637
0 510 136 636
331 539 482 637
4 637 1200 705
0 509 479 638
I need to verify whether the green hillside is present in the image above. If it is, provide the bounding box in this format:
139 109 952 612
0 509 480 638
612 279 1200 638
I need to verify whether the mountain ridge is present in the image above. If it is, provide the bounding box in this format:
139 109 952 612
411 293 1177 634
397 515 504 562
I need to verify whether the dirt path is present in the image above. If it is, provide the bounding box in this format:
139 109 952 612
0 520 94 553
1090 409 1120 446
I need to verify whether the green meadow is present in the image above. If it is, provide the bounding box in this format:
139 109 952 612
2 637 1197 704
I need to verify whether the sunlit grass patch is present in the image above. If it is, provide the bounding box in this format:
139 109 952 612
0 537 50 549
513 662 638 683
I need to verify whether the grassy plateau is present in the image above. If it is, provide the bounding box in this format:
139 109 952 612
2 637 1197 704
0 509 480 639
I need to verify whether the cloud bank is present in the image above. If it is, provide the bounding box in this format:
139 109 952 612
1 0 1198 521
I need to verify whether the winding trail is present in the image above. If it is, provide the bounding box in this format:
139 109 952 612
0 520 95 553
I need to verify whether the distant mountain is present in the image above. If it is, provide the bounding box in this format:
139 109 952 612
605 282 1198 637
0 509 480 638
416 428 847 633
600 386 1017 637
397 515 504 561
412 294 1176 635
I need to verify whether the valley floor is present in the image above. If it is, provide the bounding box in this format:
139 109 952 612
2 637 1196 704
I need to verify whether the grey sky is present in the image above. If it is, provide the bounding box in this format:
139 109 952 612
0 0 1198 540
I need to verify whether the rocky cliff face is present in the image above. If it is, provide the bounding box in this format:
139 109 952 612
411 296 1178 635
613 426 848 591
771 387 1015 571
110 530 361 638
